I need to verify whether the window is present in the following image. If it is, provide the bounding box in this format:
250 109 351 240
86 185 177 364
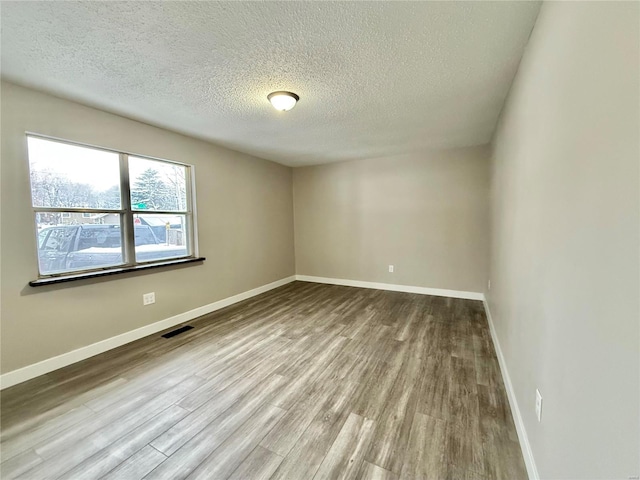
27 135 196 277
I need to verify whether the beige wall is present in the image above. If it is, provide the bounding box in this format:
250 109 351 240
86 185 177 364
293 147 490 293
0 82 295 374
488 2 639 478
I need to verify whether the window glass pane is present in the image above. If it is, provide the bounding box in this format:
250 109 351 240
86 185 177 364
27 137 121 209
129 157 188 212
134 213 189 262
35 213 124 275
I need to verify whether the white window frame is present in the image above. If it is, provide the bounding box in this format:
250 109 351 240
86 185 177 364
27 133 199 278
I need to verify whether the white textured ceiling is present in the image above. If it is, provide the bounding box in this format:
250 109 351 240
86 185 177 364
1 1 540 167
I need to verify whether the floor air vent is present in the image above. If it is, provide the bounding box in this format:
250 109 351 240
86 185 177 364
162 325 194 338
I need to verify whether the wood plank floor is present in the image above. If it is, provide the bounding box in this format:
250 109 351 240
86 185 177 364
0 281 527 480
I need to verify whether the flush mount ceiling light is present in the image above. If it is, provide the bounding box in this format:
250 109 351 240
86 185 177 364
267 91 299 111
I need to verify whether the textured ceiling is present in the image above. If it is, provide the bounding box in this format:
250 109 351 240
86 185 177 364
1 1 540 166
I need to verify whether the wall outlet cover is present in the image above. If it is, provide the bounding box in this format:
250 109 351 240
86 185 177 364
143 292 156 306
535 389 543 422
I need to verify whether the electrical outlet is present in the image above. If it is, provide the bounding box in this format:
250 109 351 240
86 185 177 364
388 265 394 273
143 292 155 306
535 389 543 422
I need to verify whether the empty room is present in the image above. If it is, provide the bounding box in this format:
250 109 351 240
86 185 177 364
0 1 638 479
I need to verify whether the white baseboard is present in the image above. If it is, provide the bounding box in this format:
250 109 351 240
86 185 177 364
483 298 539 480
0 275 296 390
296 275 484 301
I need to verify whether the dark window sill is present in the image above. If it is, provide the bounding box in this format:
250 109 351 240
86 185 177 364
29 257 206 287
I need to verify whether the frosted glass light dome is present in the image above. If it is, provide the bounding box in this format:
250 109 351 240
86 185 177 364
267 91 299 111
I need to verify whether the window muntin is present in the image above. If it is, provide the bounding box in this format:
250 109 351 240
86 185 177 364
27 135 196 277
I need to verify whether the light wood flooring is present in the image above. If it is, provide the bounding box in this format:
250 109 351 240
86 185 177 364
0 281 527 480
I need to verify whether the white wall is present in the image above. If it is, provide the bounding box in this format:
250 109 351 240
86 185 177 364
0 82 295 374
488 2 639 478
293 146 490 294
